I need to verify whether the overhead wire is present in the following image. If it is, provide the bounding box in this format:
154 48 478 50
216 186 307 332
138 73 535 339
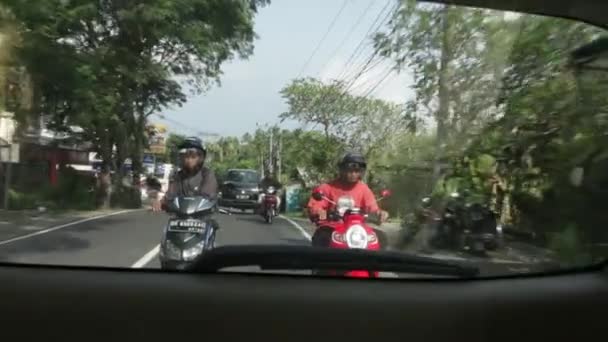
294 0 349 79
322 2 399 116
317 0 376 79
333 1 394 83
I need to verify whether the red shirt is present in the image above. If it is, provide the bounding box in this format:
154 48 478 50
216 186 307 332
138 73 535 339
307 179 379 215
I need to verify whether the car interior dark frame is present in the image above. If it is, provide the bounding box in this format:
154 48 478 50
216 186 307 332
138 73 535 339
0 0 607 340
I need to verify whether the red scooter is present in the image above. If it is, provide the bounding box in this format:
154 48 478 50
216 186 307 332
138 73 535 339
261 186 279 224
310 188 391 278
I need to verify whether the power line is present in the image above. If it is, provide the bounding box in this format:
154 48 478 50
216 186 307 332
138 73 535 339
302 2 397 123
358 65 395 99
325 2 398 109
295 0 349 79
288 2 399 137
334 1 394 83
317 0 376 78
348 55 397 96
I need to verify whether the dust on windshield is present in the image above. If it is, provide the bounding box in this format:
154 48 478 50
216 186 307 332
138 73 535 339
0 0 606 277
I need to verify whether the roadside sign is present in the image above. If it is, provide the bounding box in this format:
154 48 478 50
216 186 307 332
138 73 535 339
285 184 303 213
143 154 155 165
154 164 165 177
145 123 168 155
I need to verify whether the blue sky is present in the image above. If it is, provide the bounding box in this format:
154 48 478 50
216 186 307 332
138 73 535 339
159 0 411 138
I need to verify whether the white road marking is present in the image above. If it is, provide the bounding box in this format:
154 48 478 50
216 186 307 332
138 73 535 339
0 209 140 246
131 244 160 268
278 215 312 240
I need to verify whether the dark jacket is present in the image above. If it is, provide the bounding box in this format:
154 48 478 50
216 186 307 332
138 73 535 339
164 166 218 201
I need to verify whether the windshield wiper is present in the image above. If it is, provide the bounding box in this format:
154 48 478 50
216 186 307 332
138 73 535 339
187 245 479 278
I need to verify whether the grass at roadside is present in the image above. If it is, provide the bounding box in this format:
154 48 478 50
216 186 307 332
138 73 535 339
282 211 308 219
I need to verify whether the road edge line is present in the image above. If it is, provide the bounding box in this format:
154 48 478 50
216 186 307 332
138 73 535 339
278 215 312 240
131 244 160 268
0 209 141 246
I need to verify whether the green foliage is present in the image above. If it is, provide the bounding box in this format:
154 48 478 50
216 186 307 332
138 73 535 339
8 167 96 210
372 2 608 258
3 0 268 207
7 189 37 210
279 77 418 184
164 133 187 164
375 2 505 148
110 186 142 209
548 224 592 265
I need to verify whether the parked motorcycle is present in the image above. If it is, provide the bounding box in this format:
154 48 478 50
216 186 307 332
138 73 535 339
310 188 390 278
159 196 228 270
261 186 279 224
430 192 500 255
398 196 442 249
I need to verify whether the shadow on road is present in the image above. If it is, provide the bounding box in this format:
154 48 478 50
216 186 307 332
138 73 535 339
0 216 135 261
70 216 133 232
0 233 91 261
233 214 269 225
279 238 309 245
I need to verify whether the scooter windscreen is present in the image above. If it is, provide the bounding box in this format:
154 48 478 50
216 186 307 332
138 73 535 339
336 196 355 216
167 196 216 216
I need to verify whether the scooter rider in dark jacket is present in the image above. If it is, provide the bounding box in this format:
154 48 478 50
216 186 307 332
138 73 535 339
257 173 283 213
152 137 218 211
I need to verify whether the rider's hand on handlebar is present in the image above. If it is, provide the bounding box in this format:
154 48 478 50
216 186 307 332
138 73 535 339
317 209 328 221
151 199 163 212
379 210 389 223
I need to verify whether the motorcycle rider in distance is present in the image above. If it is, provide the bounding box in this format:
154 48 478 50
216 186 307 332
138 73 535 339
257 173 283 214
152 137 218 212
307 152 389 224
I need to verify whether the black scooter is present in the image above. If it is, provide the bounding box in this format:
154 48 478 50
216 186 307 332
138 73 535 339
159 196 229 270
430 192 500 255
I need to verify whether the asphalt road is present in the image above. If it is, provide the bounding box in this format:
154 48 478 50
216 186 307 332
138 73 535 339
0 209 551 277
0 209 311 269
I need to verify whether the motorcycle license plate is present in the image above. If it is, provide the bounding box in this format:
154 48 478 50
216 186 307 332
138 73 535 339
168 219 206 233
236 195 249 199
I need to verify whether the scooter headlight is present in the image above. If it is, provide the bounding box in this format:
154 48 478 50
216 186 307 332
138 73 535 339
345 225 368 249
182 241 205 261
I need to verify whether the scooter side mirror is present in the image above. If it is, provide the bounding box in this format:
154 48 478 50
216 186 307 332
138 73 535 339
312 187 324 201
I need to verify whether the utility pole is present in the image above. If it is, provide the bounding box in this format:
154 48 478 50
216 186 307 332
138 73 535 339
277 134 282 182
2 146 12 209
268 128 273 175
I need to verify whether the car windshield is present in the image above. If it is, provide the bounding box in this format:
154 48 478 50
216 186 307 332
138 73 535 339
0 0 606 278
226 171 260 184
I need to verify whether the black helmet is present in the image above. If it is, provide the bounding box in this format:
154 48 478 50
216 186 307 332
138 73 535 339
178 137 206 156
338 152 367 170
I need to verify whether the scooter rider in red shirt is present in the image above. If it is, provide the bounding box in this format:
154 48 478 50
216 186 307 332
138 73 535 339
307 152 389 224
